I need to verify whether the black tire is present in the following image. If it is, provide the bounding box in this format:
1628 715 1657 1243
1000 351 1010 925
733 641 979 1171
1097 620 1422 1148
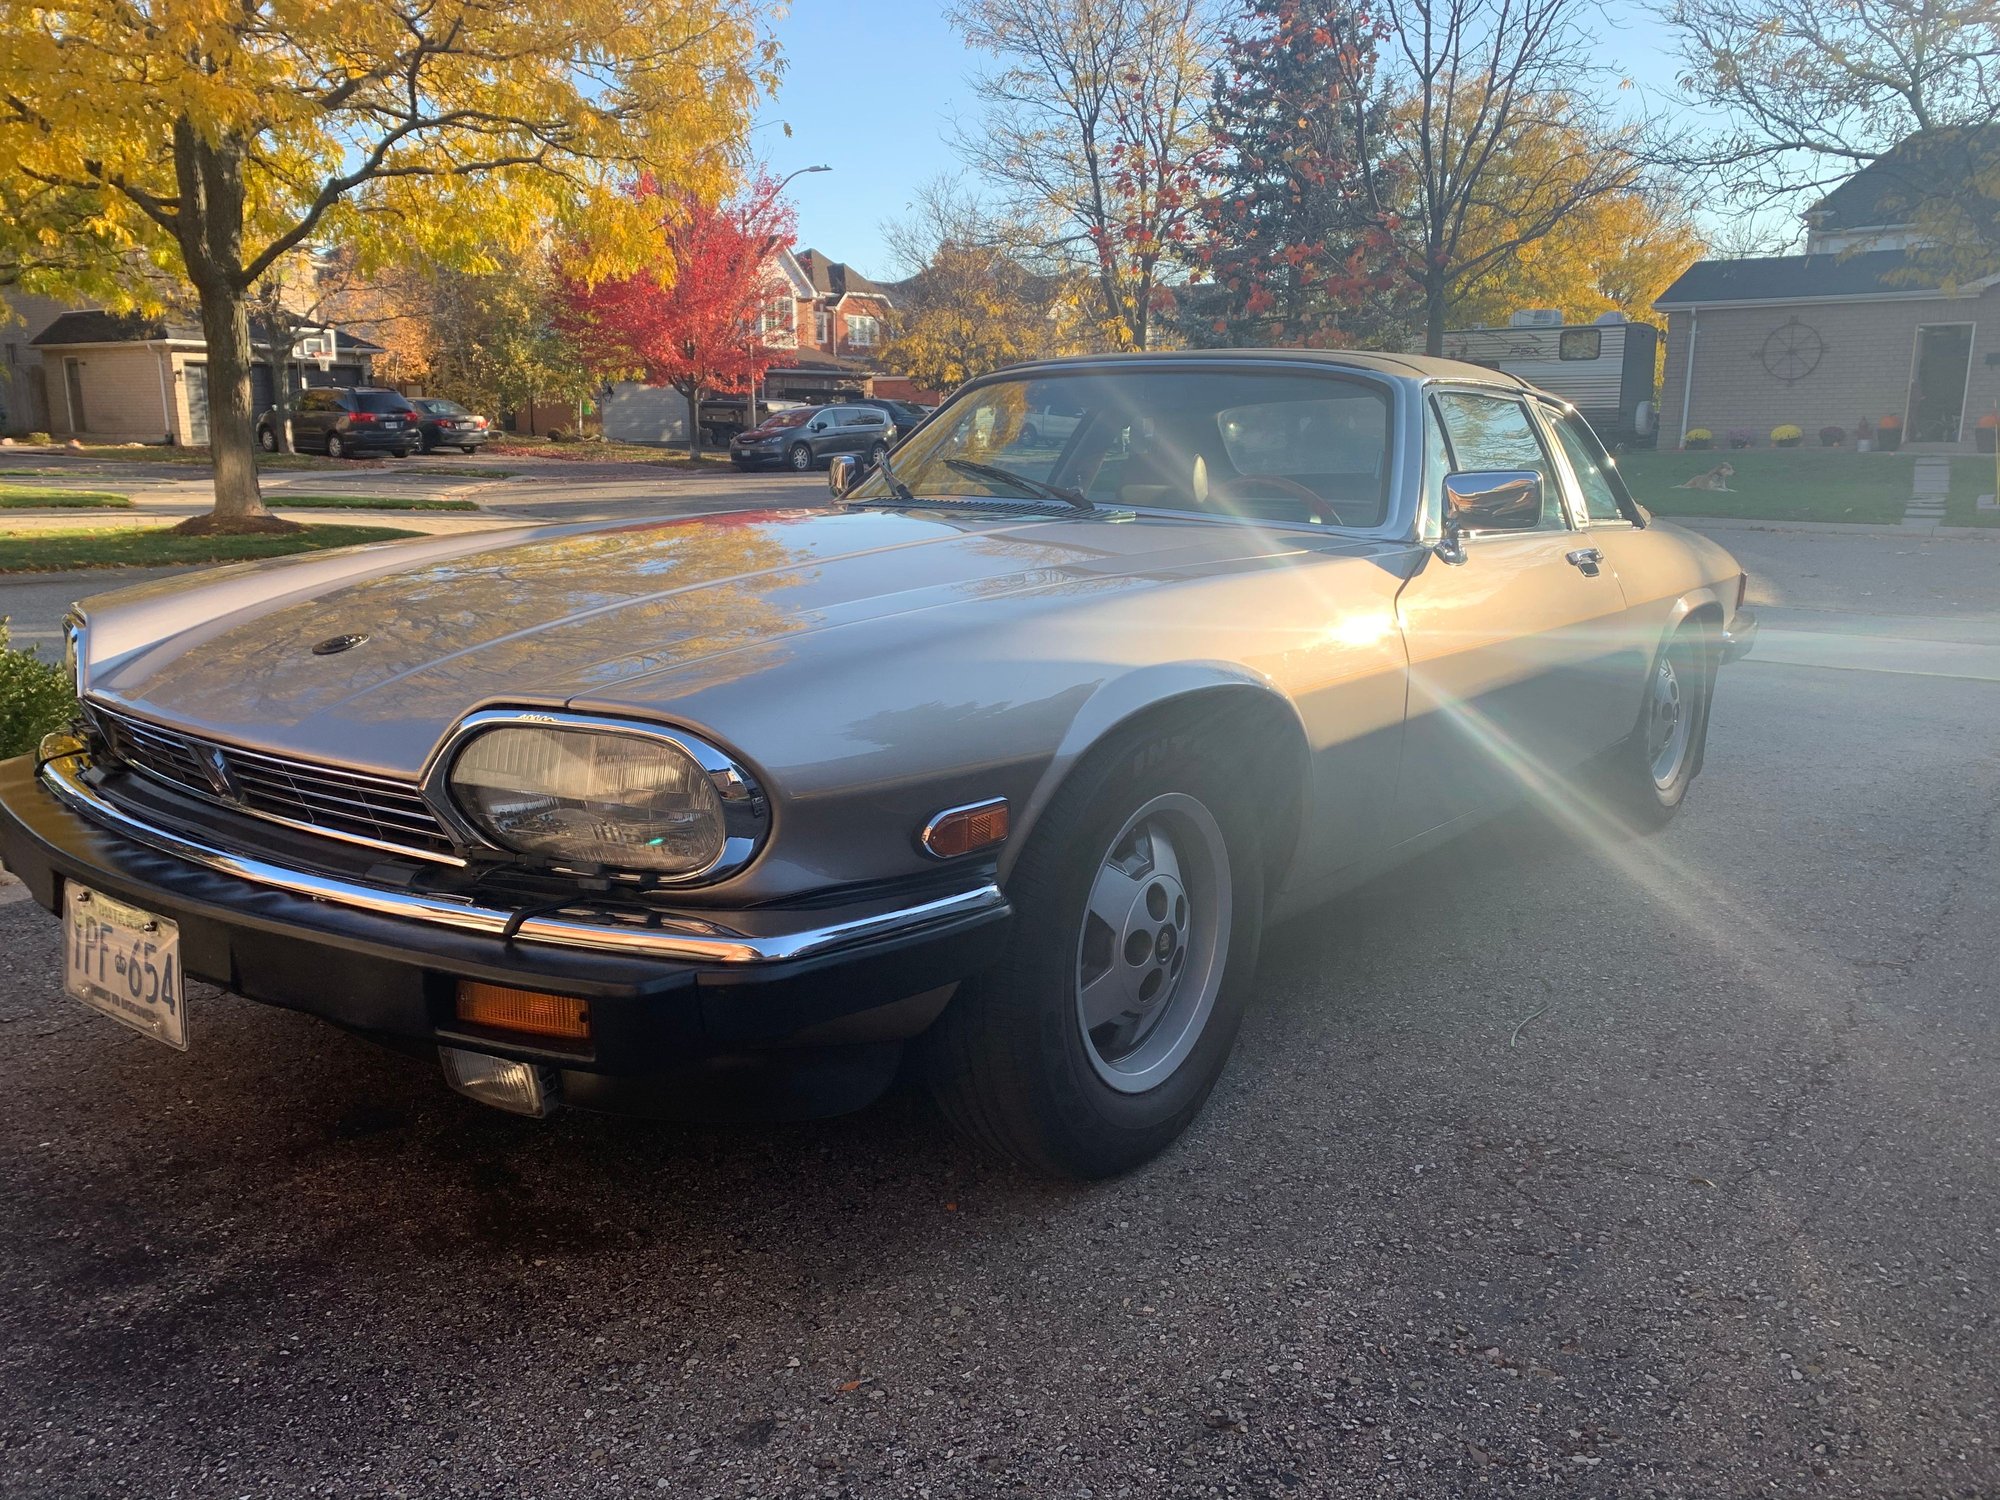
1604 620 1714 829
461 445 477 455
922 712 1265 1179
258 425 278 453
326 432 346 459
787 442 814 472
867 442 887 469
418 430 435 454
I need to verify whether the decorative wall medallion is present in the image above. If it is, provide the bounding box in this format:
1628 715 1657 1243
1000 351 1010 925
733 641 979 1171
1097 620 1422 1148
1758 318 1826 385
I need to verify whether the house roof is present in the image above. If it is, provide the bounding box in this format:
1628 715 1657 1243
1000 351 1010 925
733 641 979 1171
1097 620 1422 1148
31 309 201 347
1811 128 2000 231
31 307 384 355
794 249 892 303
1651 248 1984 307
767 350 883 376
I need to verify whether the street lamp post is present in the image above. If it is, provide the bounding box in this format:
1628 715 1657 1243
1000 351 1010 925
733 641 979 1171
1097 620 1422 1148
748 164 830 432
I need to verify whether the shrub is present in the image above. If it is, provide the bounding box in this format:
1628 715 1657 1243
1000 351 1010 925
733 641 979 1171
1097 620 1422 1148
1818 425 1846 446
1684 428 1713 450
0 621 75 760
23 431 53 446
1727 427 1756 449
1771 423 1804 447
548 426 576 443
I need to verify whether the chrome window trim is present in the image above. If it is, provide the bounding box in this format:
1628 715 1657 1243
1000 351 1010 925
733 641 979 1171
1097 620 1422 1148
420 707 772 885
37 751 1001 964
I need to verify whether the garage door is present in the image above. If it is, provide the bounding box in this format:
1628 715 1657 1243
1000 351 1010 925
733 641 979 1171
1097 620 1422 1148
184 363 210 445
250 362 275 416
304 363 365 389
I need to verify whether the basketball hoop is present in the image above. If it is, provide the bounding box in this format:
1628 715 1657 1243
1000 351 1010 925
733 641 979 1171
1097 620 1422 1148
315 353 333 374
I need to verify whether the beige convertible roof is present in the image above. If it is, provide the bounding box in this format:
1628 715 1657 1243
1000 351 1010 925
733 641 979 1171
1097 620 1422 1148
1000 348 1526 386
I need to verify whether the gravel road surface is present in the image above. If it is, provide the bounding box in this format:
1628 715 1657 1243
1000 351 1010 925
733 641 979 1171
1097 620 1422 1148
1 522 1995 1498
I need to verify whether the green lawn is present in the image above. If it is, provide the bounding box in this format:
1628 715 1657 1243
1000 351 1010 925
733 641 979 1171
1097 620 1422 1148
1614 449 1913 525
0 486 133 509
268 494 477 511
1943 455 2000 527
0 523 422 572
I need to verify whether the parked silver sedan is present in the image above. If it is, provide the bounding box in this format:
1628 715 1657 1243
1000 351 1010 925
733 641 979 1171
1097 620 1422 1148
0 351 1756 1178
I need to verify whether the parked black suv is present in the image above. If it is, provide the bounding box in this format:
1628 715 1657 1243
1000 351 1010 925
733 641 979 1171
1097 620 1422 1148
729 404 895 471
845 397 934 440
258 387 419 458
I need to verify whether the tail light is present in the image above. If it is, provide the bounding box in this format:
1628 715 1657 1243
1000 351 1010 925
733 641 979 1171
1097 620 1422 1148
475 416 489 428
349 411 378 424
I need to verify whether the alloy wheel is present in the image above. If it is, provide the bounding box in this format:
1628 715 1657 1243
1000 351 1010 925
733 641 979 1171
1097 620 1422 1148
1647 653 1691 788
1074 792 1231 1094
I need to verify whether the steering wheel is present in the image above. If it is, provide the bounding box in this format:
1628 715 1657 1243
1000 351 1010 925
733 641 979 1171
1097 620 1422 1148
1212 473 1340 525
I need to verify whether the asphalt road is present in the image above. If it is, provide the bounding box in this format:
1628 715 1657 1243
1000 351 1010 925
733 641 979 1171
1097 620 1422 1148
1 524 1997 1497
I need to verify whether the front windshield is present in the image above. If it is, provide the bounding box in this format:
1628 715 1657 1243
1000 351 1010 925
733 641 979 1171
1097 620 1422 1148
851 369 1393 527
762 409 811 429
420 399 467 415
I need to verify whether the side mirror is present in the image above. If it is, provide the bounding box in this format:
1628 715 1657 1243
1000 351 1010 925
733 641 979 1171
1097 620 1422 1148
1443 469 1543 533
809 418 828 432
828 454 858 498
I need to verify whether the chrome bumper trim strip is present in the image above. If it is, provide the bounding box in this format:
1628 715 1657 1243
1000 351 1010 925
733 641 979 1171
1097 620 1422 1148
38 756 1004 964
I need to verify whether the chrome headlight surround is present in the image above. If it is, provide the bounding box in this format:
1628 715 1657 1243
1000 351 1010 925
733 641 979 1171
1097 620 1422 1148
62 607 87 695
422 709 770 884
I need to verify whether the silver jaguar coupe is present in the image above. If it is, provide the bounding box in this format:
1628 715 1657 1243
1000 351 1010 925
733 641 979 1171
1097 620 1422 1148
0 351 1756 1178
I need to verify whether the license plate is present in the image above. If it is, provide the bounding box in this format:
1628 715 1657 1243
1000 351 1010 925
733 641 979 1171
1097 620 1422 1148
64 885 185 1050
383 419 402 428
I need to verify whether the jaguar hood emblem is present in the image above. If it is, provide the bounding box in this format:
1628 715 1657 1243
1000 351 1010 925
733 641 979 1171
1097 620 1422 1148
310 633 370 656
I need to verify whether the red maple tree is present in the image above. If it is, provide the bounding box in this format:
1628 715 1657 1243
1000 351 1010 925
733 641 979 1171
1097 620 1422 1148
558 175 797 458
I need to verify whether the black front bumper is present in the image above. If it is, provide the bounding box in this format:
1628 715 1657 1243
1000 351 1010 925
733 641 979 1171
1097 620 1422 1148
0 754 1009 1103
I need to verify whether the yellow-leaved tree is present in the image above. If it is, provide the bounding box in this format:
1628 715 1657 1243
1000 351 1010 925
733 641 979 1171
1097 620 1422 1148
0 0 774 531
1449 114 1704 330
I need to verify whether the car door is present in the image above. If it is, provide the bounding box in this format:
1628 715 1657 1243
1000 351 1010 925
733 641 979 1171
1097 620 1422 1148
1534 400 1686 684
1390 388 1638 838
296 389 335 447
850 407 890 452
804 408 839 459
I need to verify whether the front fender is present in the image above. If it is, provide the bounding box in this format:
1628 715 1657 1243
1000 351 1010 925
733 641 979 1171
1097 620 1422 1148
1000 661 1310 885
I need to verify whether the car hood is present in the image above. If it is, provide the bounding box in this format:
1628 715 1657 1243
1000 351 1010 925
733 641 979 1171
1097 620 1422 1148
77 505 1373 775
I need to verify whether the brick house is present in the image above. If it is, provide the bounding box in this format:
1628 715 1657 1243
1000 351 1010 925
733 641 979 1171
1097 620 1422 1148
1657 132 2000 451
602 246 927 444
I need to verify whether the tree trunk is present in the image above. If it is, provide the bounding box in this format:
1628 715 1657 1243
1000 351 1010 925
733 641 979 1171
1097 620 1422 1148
684 382 704 460
169 124 295 535
1424 282 1448 357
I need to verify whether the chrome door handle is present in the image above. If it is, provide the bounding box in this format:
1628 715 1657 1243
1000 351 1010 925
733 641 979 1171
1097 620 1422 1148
1566 547 1604 576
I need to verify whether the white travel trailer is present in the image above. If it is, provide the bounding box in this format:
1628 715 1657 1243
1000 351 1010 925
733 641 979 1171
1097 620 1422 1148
1439 311 1661 446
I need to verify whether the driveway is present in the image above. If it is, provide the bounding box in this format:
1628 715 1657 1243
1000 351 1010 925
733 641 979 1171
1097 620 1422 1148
0 521 1996 1497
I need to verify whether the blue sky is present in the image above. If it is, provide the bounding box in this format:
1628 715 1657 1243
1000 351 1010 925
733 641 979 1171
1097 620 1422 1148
756 2 1702 275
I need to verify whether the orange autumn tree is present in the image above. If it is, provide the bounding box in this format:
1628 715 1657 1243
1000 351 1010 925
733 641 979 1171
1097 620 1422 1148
558 178 798 459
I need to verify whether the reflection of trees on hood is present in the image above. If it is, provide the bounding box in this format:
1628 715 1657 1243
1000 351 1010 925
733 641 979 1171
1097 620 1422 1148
130 523 814 728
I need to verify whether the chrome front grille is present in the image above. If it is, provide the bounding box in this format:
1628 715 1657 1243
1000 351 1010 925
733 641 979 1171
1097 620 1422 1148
93 707 458 861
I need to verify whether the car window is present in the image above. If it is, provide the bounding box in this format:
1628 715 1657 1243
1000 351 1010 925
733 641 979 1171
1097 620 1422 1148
766 410 811 429
1545 407 1633 524
852 410 887 426
1431 391 1565 530
357 390 413 414
849 369 1395 528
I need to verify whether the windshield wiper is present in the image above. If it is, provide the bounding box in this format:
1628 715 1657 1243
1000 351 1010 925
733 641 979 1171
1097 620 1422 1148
942 458 1094 511
877 435 916 502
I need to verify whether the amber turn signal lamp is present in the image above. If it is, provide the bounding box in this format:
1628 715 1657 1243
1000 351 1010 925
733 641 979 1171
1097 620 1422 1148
921 798 1010 858
455 982 591 1041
